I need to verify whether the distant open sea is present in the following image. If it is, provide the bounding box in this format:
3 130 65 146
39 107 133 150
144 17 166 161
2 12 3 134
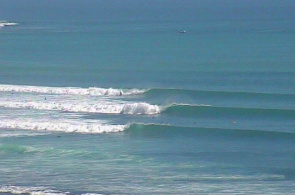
0 1 295 194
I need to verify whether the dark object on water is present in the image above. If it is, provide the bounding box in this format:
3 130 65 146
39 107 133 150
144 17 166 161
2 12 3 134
179 30 187 34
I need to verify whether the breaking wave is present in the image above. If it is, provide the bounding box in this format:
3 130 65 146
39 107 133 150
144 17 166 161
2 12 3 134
0 120 126 134
2 100 293 118
0 84 145 96
1 120 294 137
2 84 294 97
0 101 160 115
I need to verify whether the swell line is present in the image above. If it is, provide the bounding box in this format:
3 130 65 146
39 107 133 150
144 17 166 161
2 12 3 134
1 120 294 137
2 84 295 100
162 104 295 118
125 123 295 138
145 88 295 97
1 100 294 118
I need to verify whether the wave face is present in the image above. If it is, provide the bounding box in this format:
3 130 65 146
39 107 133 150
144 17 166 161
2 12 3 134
145 88 295 97
162 104 295 119
0 84 145 96
145 88 295 107
125 123 295 138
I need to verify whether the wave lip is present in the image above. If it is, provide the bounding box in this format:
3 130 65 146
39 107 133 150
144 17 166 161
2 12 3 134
0 84 145 96
0 120 126 134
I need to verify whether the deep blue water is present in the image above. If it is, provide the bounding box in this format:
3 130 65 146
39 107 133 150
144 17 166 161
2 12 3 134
0 1 295 194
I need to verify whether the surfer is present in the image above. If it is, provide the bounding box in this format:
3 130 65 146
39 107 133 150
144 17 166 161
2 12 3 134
179 30 187 34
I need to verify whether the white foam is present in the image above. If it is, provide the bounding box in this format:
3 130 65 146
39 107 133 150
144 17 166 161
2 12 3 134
0 101 160 115
0 186 105 195
0 120 126 134
122 103 160 115
0 186 67 195
0 84 145 96
0 21 18 28
82 194 104 195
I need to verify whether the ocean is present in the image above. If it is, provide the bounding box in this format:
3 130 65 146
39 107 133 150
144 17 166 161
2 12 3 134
0 0 295 194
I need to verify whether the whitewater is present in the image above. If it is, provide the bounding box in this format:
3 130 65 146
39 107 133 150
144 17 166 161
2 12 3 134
0 84 145 96
0 21 18 28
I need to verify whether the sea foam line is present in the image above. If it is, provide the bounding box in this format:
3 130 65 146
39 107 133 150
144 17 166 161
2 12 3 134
0 120 126 134
0 185 107 195
0 21 18 28
0 186 67 195
0 101 161 115
0 84 145 96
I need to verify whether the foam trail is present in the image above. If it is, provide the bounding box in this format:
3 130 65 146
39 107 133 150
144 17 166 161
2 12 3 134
0 101 160 115
0 186 106 195
0 21 18 28
0 84 145 96
0 120 126 133
0 186 66 195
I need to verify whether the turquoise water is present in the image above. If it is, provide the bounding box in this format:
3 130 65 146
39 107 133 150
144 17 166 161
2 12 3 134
1 1 295 194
